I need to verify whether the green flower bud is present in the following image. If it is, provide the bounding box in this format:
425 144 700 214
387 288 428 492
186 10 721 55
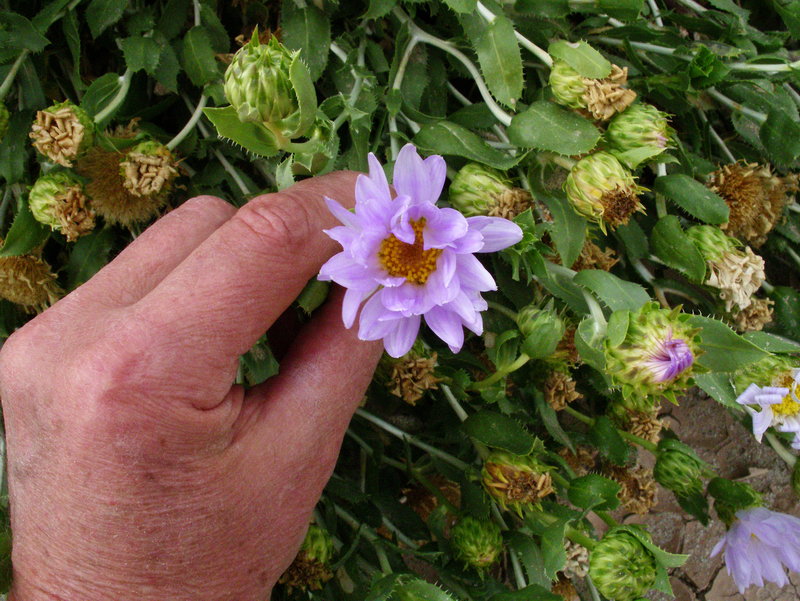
120 140 179 200
449 163 513 217
28 172 95 242
224 34 300 126
708 478 762 527
451 516 504 572
589 527 657 601
0 102 9 140
278 524 335 592
732 354 797 394
564 151 646 233
606 103 674 157
654 448 704 497
549 60 587 110
29 100 95 167
604 302 702 403
481 451 554 513
516 299 566 360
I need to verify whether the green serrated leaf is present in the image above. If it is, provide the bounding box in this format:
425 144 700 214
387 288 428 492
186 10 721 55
606 309 629 348
507 100 601 156
62 10 85 91
286 53 318 139
296 278 329 315
85 0 128 38
776 1 800 39
64 227 117 290
154 43 181 93
365 0 399 19
567 474 620 511
0 13 49 54
199 4 230 53
0 111 31 184
282 2 331 82
413 121 525 169
180 26 221 87
573 270 650 312
121 36 162 75
539 519 568 579
743 331 800 353
539 193 585 269
589 416 630 465
769 286 800 341
490 584 561 601
653 174 729 224
650 216 706 282
694 372 739 410
687 315 769 372
505 532 549 589
531 387 574 451
548 40 611 79
0 201 50 257
157 0 192 40
461 411 537 455
760 108 800 166
203 106 281 158
442 0 477 12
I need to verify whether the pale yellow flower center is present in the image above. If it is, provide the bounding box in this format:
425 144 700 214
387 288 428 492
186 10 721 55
773 373 800 417
378 218 442 285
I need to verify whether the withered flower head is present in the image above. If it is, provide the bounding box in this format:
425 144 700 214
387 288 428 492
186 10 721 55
571 238 619 272
707 161 799 247
278 524 335 593
543 370 582 411
729 297 774 333
481 450 554 513
29 100 94 167
0 245 62 312
120 141 179 199
551 575 580 601
562 539 590 579
604 463 657 515
75 147 167 227
582 65 637 121
380 345 441 406
29 172 96 242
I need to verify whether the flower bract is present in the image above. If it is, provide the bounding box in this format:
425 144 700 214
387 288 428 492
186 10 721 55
711 507 800 594
318 144 523 358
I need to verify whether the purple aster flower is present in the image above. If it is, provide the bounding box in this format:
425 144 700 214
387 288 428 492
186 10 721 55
711 507 800 594
318 144 523 358
641 333 693 383
737 369 800 443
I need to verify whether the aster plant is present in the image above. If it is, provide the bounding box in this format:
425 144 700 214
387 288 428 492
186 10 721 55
4 1 800 599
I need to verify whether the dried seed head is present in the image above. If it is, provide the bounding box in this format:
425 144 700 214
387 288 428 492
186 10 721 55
29 101 94 167
384 348 441 405
403 474 461 524
75 147 167 227
482 450 554 512
707 161 799 247
582 65 637 121
120 141 179 199
604 464 657 515
627 408 665 446
0 248 62 312
543 370 582 411
29 172 95 242
729 297 774 333
557 445 598 477
571 238 619 272
278 524 335 593
562 539 590 579
551 575 580 601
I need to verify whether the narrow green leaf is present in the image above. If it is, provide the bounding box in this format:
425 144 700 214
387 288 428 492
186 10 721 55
80 72 123 119
0 111 31 184
650 216 706 282
540 520 567 579
296 278 329 315
573 270 650 312
0 13 49 53
507 100 601 156
706 0 750 18
595 0 644 20
770 286 800 341
760 107 800 165
615 219 649 260
539 193 585 269
0 202 49 257
687 315 769 372
413 121 526 169
490 585 561 601
203 106 281 158
532 387 574 452
548 40 611 79
776 1 800 39
575 317 606 372
180 26 221 87
461 411 537 455
653 174 729 224
121 36 162 75
85 0 128 38
62 10 85 91
281 2 331 82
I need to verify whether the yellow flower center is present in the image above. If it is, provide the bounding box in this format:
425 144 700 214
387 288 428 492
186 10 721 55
378 218 442 285
773 374 800 417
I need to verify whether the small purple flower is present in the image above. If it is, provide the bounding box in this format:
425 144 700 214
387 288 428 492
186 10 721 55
737 369 800 445
642 333 693 383
318 144 523 358
711 507 800 594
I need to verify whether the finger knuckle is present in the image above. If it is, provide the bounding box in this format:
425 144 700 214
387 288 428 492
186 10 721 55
233 193 315 255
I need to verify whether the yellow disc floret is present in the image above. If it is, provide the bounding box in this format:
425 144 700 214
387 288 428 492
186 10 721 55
378 218 442 284
773 374 800 417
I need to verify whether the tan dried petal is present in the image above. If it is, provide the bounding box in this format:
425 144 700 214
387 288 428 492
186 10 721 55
0 253 62 312
581 65 637 121
486 187 532 220
51 185 96 242
563 539 590 579
544 370 582 411
29 107 86 167
730 297 774 332
388 351 441 405
705 246 765 312
121 151 179 198
604 464 657 515
571 239 619 272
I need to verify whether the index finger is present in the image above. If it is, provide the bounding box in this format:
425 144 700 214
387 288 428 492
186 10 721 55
134 171 359 386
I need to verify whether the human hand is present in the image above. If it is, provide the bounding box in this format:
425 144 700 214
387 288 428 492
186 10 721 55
0 172 383 600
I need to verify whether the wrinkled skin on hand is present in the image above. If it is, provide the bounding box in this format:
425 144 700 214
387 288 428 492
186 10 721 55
0 172 383 600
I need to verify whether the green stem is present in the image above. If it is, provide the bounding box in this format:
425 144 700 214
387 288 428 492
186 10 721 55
475 1 551 67
442 384 491 460
593 510 619 528
655 163 668 219
0 49 29 101
765 431 797 468
565 525 597 551
707 88 767 123
549 470 570 490
335 505 393 574
469 354 531 390
94 68 133 124
586 573 603 601
166 93 208 151
698 110 736 163
551 155 577 170
487 301 519 322
354 408 472 470
762 281 774 294
786 247 800 272
333 43 367 131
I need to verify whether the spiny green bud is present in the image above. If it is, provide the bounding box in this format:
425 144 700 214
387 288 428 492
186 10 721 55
28 172 95 242
481 451 554 513
224 33 301 125
516 299 566 360
654 449 704 497
0 102 9 140
29 100 95 167
606 103 674 157
589 527 657 601
564 151 646 233
278 524 335 592
549 60 587 110
451 516 504 573
449 163 512 217
708 478 762 527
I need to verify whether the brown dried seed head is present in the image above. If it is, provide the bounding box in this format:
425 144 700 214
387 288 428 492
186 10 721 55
571 239 619 272
601 185 645 229
52 185 96 242
486 187 532 221
604 464 657 515
387 350 441 405
544 370 582 411
29 102 92 167
581 65 637 121
628 408 665 446
563 539 591 579
730 297 774 333
0 252 62 312
277 550 333 593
